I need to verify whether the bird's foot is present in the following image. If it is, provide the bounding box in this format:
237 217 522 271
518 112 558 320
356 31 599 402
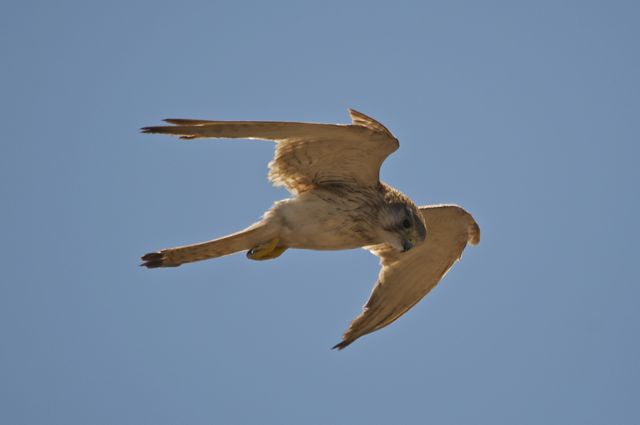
247 237 288 260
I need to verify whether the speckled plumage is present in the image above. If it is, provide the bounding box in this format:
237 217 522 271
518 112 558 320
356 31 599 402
141 109 479 349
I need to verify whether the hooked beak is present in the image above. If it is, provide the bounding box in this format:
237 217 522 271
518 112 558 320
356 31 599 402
401 238 414 252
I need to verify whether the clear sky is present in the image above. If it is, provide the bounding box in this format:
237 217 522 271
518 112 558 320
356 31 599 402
2 1 639 424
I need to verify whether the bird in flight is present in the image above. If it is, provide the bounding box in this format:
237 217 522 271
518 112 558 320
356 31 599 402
141 109 480 349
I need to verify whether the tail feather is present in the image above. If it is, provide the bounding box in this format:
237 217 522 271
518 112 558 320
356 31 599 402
141 223 276 268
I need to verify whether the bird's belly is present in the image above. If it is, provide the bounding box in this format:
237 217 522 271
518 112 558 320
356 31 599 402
269 196 374 250
282 222 363 250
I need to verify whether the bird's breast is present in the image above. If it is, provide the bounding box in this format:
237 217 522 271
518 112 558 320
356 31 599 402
269 191 379 250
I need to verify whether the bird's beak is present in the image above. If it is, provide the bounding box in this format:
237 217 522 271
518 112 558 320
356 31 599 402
401 238 414 252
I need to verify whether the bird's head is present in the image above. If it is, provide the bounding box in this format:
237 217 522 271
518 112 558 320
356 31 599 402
378 196 427 253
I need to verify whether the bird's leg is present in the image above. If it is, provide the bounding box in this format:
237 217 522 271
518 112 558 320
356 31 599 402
257 245 288 260
246 237 288 260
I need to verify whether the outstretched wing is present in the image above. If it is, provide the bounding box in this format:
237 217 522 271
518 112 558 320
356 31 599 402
333 205 480 350
142 109 398 194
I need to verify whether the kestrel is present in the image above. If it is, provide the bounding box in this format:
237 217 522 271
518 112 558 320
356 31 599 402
141 109 480 349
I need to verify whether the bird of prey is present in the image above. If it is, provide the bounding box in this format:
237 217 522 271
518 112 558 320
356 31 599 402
141 109 480 349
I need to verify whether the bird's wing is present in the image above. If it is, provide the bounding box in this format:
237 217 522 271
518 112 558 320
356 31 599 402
333 205 480 349
142 109 398 194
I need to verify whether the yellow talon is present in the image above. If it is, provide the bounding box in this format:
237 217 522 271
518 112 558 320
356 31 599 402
262 245 288 260
247 237 288 261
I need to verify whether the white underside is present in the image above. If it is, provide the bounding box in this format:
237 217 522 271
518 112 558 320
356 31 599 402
261 193 376 250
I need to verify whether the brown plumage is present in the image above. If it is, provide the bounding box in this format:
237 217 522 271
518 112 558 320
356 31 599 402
141 109 479 349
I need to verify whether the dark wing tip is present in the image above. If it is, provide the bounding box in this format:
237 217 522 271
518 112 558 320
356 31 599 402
332 339 355 350
140 125 199 140
140 251 173 268
140 126 174 134
162 118 209 125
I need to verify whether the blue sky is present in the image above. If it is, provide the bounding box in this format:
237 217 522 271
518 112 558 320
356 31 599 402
1 1 639 424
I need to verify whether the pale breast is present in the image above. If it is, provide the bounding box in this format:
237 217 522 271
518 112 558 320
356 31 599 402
267 188 381 250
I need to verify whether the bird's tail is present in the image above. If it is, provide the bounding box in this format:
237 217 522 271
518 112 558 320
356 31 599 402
141 222 277 268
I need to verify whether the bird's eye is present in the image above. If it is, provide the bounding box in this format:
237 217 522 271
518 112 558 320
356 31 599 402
402 219 411 229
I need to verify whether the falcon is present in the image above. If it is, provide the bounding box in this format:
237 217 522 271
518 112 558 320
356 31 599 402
141 109 480 349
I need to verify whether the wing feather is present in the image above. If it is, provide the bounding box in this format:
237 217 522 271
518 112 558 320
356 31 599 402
141 109 399 194
333 205 480 349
